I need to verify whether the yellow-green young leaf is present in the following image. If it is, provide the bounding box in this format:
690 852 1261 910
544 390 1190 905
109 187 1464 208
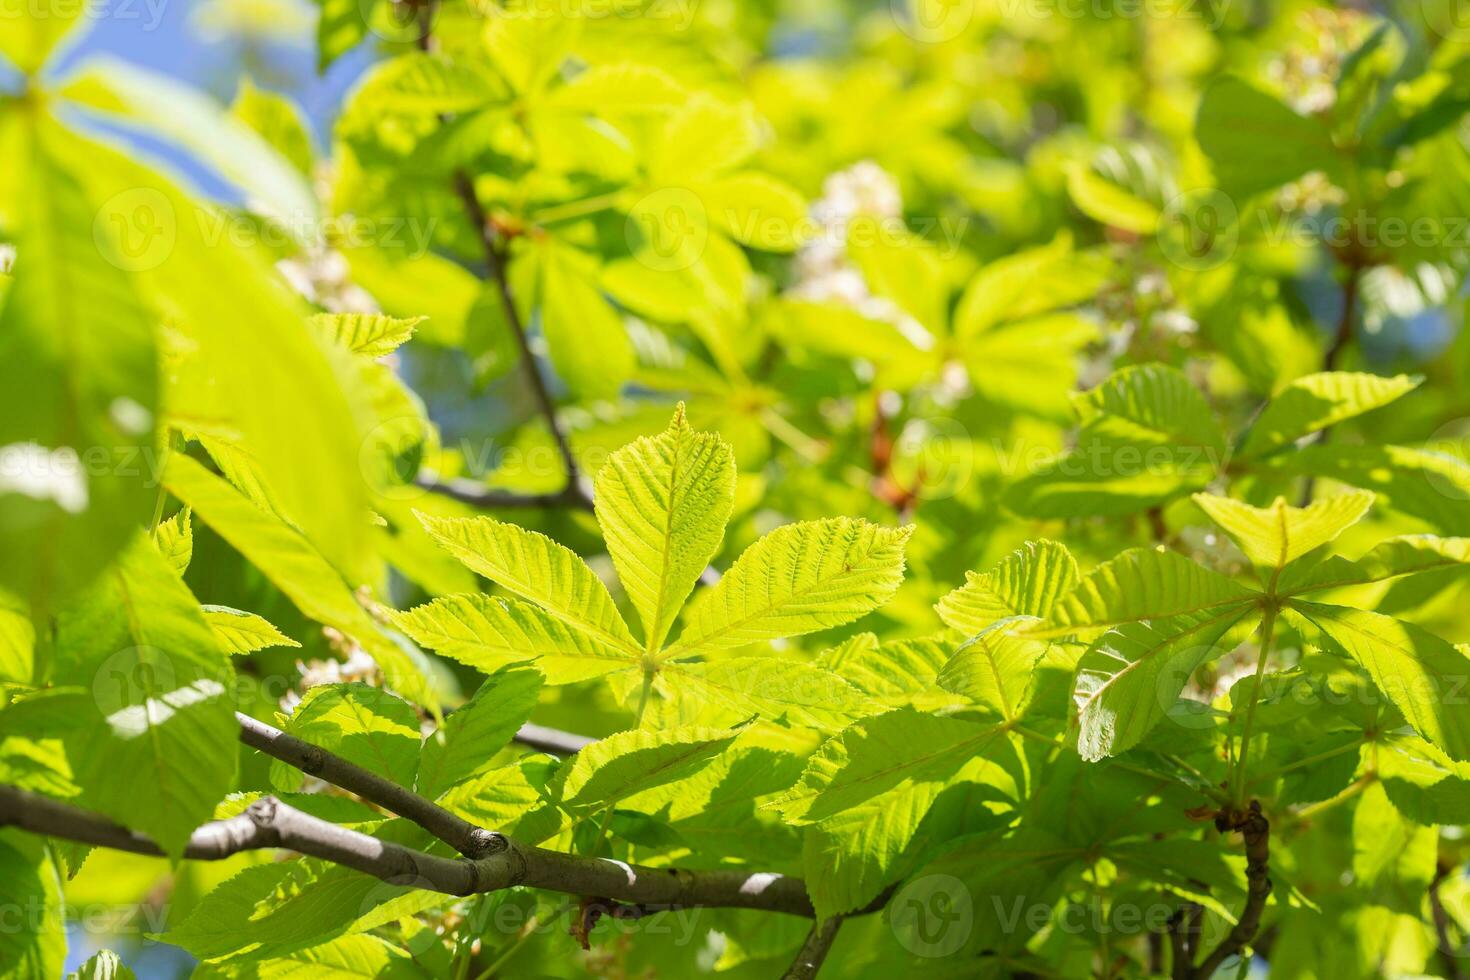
231 77 314 177
1239 372 1422 458
774 709 1015 917
816 633 953 705
1377 736 1470 826
658 658 874 728
308 313 423 358
847 224 948 335
556 727 739 811
0 121 159 608
1065 165 1161 234
483 7 580 95
415 512 639 656
193 934 422 979
391 594 636 684
153 509 193 578
0 601 35 685
343 51 505 116
54 536 239 857
160 857 441 962
1287 602 1470 762
201 605 300 655
69 948 137 980
1351 780 1437 899
700 172 808 252
517 238 633 400
1192 490 1375 575
1277 535 1470 595
648 96 760 183
166 454 437 712
937 539 1078 636
936 618 1050 721
0 831 65 979
963 313 1100 421
268 683 420 793
61 59 320 247
1042 547 1258 636
416 669 542 799
1002 363 1226 518
1196 76 1339 198
667 518 912 658
953 236 1109 339
1261 444 1470 536
0 0 84 73
55 122 374 586
432 758 565 845
1073 607 1259 761
594 406 735 651
545 63 685 114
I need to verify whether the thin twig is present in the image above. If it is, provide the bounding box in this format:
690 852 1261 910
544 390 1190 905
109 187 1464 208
417 475 590 511
783 916 843 980
451 169 591 511
1431 861 1467 980
1192 801 1271 979
511 721 594 756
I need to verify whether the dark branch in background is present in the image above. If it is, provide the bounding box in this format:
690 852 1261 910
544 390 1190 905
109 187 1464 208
1431 861 1467 980
442 168 594 513
512 721 595 756
783 917 843 980
409 9 590 514
1190 801 1272 979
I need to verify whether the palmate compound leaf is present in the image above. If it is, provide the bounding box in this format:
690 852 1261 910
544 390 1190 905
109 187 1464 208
815 633 958 711
390 593 637 684
594 403 736 651
935 539 1079 636
1074 607 1260 761
414 512 640 657
663 518 913 658
1285 601 1470 762
1039 546 1259 637
1192 489 1375 581
1238 372 1422 459
53 535 239 857
772 707 1018 918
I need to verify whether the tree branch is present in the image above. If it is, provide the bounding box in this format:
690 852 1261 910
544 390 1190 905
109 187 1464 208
512 721 595 756
417 475 591 511
783 916 843 979
451 169 591 511
1191 801 1271 979
1431 861 1467 980
236 711 499 859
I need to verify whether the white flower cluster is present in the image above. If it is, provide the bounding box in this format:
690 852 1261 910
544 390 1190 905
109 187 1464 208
1265 8 1366 116
788 161 934 351
0 244 14 275
276 247 378 314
